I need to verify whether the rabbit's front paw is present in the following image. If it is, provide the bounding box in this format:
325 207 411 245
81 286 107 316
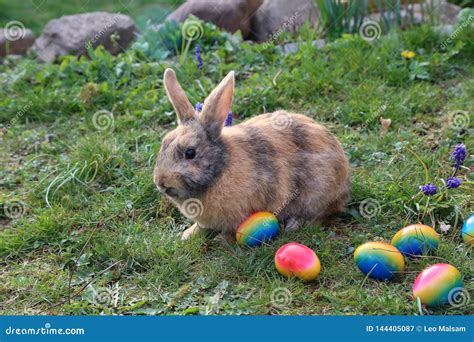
181 223 201 240
284 217 300 231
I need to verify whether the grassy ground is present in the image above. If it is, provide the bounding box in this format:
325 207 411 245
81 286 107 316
0 11 473 315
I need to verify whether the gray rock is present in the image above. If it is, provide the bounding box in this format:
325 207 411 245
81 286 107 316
282 42 299 54
433 25 454 35
368 0 462 27
280 39 325 55
167 0 263 39
250 0 319 42
0 28 35 58
429 0 462 25
33 12 137 63
312 39 325 49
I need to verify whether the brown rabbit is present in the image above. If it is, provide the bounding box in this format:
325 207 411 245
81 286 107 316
154 69 351 242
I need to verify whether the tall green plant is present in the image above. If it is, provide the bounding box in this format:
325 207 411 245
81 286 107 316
315 0 370 38
373 0 402 31
315 0 442 40
372 0 441 31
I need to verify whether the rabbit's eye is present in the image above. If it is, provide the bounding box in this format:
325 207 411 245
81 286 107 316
185 148 196 159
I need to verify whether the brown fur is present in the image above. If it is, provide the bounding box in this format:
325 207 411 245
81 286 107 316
154 69 351 241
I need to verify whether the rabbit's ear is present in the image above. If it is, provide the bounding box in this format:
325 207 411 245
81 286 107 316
201 71 234 139
163 68 195 124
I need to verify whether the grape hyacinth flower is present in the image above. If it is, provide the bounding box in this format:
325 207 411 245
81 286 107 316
419 184 437 196
446 176 462 189
224 111 233 127
452 143 466 167
195 102 233 127
417 143 467 196
195 102 203 112
195 44 203 70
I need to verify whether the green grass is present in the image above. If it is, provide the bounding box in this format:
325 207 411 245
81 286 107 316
0 14 473 315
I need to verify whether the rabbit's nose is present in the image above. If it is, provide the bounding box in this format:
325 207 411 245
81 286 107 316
159 184 179 197
153 175 166 191
156 180 167 193
155 178 178 197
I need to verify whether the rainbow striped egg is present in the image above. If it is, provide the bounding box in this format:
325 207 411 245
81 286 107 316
275 242 321 281
236 212 279 247
354 242 405 280
461 214 474 245
391 224 439 257
413 263 464 307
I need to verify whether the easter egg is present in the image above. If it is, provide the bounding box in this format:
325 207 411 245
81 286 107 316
275 242 321 281
391 224 439 257
354 242 405 280
461 214 474 245
236 211 279 247
413 263 464 307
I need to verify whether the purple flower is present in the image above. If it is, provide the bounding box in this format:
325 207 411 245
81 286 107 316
224 111 233 127
446 176 462 189
419 183 437 196
452 143 466 167
195 44 203 70
195 102 203 112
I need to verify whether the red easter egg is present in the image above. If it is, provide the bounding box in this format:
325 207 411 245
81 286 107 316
275 242 321 281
